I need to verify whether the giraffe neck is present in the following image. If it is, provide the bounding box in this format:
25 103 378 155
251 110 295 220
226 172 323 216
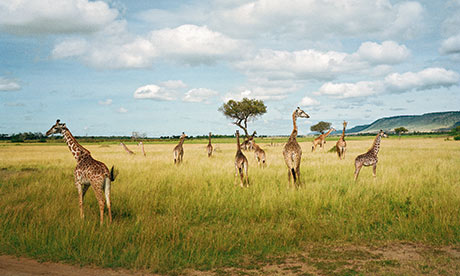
236 133 241 151
324 128 333 137
178 136 185 147
62 128 91 160
370 134 382 155
208 134 211 145
340 126 346 140
289 112 298 141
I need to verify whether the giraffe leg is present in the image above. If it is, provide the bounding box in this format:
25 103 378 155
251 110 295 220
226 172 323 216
287 169 292 188
239 168 244 187
372 163 377 178
104 178 112 224
244 162 249 187
295 165 301 187
354 163 362 181
92 183 105 226
76 181 85 219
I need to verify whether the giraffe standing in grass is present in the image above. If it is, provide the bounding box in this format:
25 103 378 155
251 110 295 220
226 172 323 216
241 131 256 151
120 142 134 155
250 138 266 167
354 130 387 181
336 121 347 159
235 130 249 187
312 127 336 152
46 120 116 225
207 132 213 157
173 132 186 164
283 107 310 187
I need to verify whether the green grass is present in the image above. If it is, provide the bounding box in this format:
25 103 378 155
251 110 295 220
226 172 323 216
0 137 459 273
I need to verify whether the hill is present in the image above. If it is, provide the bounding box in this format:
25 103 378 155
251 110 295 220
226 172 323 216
347 111 460 133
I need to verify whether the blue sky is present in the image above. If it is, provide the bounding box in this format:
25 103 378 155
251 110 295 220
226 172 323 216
1 0 459 136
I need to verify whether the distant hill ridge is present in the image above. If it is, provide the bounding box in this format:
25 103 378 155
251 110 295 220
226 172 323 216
346 111 460 133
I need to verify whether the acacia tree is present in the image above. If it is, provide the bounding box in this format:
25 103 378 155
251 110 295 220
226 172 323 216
310 121 332 134
219 98 267 138
394 127 408 139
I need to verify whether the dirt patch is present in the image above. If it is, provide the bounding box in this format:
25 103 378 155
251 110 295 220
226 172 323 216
1 242 459 275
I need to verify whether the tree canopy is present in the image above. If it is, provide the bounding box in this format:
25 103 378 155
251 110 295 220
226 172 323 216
219 98 267 137
310 121 332 134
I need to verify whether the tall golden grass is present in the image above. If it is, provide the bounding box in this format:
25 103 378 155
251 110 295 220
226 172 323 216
0 137 459 273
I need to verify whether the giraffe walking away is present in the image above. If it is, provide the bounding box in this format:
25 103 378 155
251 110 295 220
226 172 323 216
240 131 256 151
207 132 213 157
120 142 135 155
250 137 266 167
235 130 249 187
283 107 310 188
173 132 187 164
138 141 146 157
354 129 387 181
46 120 116 225
312 128 336 152
336 121 347 159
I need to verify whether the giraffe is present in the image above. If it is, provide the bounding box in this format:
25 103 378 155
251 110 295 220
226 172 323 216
173 132 186 164
46 120 116 225
120 142 134 155
336 121 348 159
207 132 213 157
312 127 336 152
138 141 146 157
241 131 256 151
235 130 249 187
283 107 310 187
250 137 266 167
354 130 387 181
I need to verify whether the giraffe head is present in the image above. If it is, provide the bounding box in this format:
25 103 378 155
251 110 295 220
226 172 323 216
46 119 66 136
180 132 187 139
379 129 388 138
294 107 310 119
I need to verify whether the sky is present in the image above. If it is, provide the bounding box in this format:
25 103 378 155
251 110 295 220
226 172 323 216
0 0 459 137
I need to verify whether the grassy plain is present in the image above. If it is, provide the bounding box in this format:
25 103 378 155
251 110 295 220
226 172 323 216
0 137 459 274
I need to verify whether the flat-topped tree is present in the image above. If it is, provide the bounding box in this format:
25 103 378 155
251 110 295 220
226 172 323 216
219 98 267 140
310 121 332 134
394 127 408 139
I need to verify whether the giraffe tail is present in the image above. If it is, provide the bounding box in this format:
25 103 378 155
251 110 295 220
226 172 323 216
110 166 118 181
291 168 296 182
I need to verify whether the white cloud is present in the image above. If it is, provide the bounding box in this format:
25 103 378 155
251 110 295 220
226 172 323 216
117 107 128 113
183 88 218 103
236 41 409 81
0 77 21 91
98 99 112 105
161 80 187 89
440 34 460 55
0 0 118 34
315 67 460 99
299 96 320 107
133 84 176 101
212 0 423 40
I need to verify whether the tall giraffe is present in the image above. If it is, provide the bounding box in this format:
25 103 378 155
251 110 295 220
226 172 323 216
336 121 348 159
312 127 336 152
173 132 186 164
138 141 146 157
207 132 213 157
235 130 249 187
250 138 266 167
354 130 387 181
120 142 134 155
283 107 310 187
46 120 116 225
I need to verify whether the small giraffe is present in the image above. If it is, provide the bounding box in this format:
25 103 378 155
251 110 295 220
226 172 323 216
120 142 134 155
207 132 213 157
173 132 186 164
46 120 116 225
336 121 348 159
235 130 249 187
138 141 146 157
354 129 387 181
240 131 256 151
283 107 310 187
250 137 266 167
312 127 336 152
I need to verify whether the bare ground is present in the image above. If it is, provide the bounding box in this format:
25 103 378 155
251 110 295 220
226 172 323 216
1 242 459 275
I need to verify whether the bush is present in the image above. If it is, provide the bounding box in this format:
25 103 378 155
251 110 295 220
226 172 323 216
454 136 460 141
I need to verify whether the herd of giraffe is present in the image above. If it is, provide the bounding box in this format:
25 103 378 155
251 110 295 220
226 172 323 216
45 109 386 224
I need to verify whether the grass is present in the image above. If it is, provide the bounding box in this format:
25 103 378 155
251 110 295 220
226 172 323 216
0 137 459 273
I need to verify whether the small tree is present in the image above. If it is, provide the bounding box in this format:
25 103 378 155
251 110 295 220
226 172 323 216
219 98 267 138
394 127 408 139
310 121 331 134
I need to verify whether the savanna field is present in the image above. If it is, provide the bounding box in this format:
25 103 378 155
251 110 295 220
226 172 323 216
0 137 459 275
